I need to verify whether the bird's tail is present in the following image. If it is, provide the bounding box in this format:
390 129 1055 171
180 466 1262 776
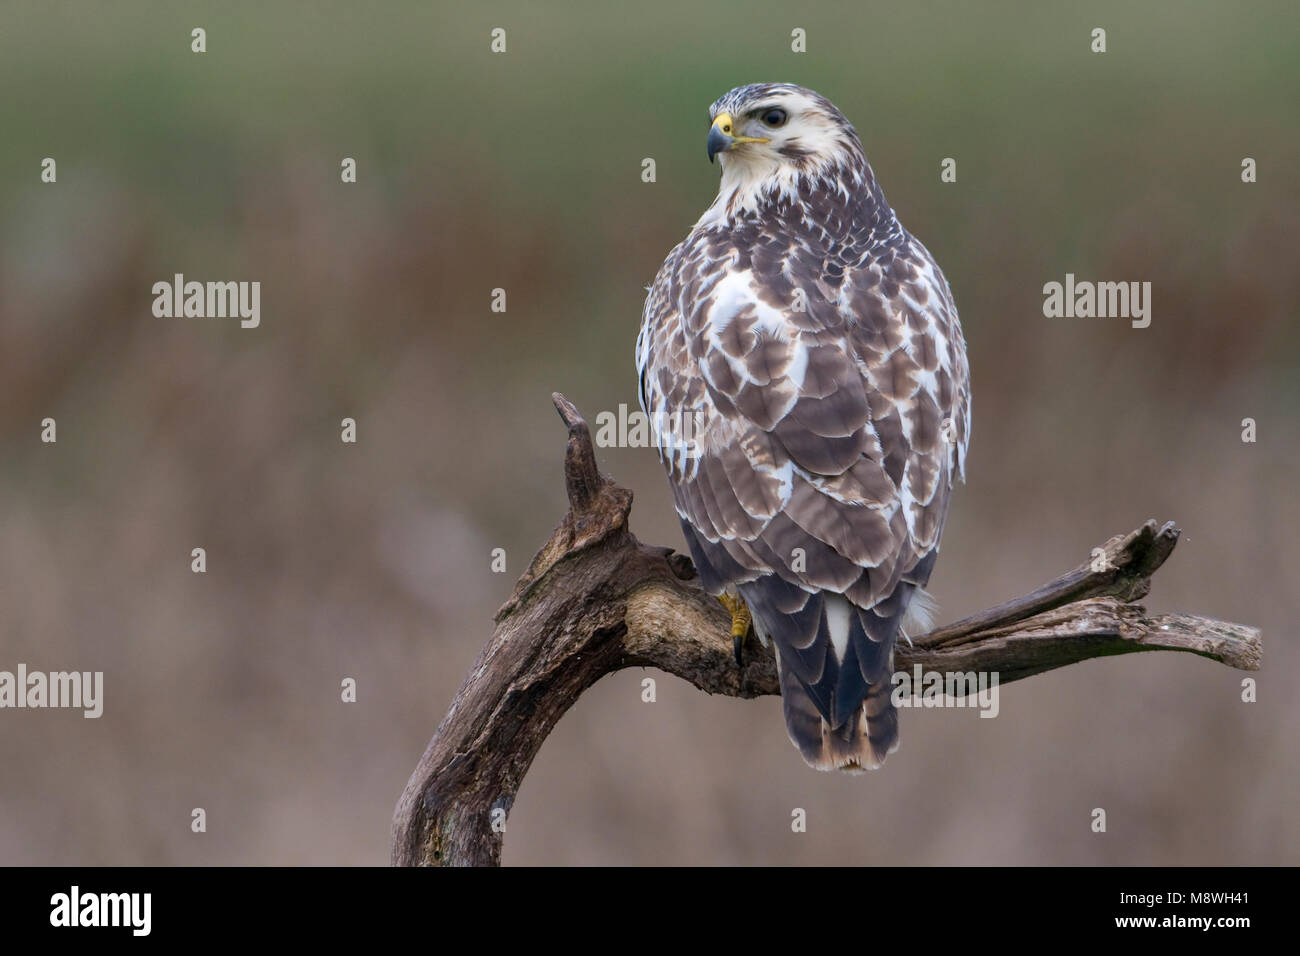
775 650 898 773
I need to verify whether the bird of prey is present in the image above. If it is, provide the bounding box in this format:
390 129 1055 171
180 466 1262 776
635 84 971 772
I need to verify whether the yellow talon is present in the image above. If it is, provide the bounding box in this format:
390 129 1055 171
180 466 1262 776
718 592 752 639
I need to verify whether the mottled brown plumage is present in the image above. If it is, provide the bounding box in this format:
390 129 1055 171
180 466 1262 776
636 84 971 771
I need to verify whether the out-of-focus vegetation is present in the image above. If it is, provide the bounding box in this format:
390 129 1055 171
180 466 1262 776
0 1 1296 864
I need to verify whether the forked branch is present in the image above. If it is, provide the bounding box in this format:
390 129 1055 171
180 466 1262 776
391 393 1262 866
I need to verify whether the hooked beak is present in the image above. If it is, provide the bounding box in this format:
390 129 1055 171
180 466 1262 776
707 112 769 163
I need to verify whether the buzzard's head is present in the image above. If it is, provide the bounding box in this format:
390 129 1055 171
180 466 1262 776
701 84 866 222
706 83 861 173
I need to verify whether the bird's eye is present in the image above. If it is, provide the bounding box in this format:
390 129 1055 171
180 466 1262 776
761 108 788 128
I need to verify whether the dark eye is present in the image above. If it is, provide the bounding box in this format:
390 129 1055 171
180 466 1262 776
761 108 787 128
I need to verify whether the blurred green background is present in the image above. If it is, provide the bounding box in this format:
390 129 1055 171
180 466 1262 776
0 0 1296 864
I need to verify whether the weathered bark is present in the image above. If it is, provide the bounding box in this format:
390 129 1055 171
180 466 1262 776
391 393 1262 866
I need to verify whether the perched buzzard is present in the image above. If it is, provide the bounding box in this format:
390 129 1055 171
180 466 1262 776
635 84 971 772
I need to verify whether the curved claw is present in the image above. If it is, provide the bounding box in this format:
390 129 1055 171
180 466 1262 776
718 592 752 670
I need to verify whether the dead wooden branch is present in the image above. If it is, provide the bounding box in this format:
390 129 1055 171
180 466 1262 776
391 393 1262 866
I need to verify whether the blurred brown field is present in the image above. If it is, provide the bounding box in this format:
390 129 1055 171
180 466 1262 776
0 0 1296 864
